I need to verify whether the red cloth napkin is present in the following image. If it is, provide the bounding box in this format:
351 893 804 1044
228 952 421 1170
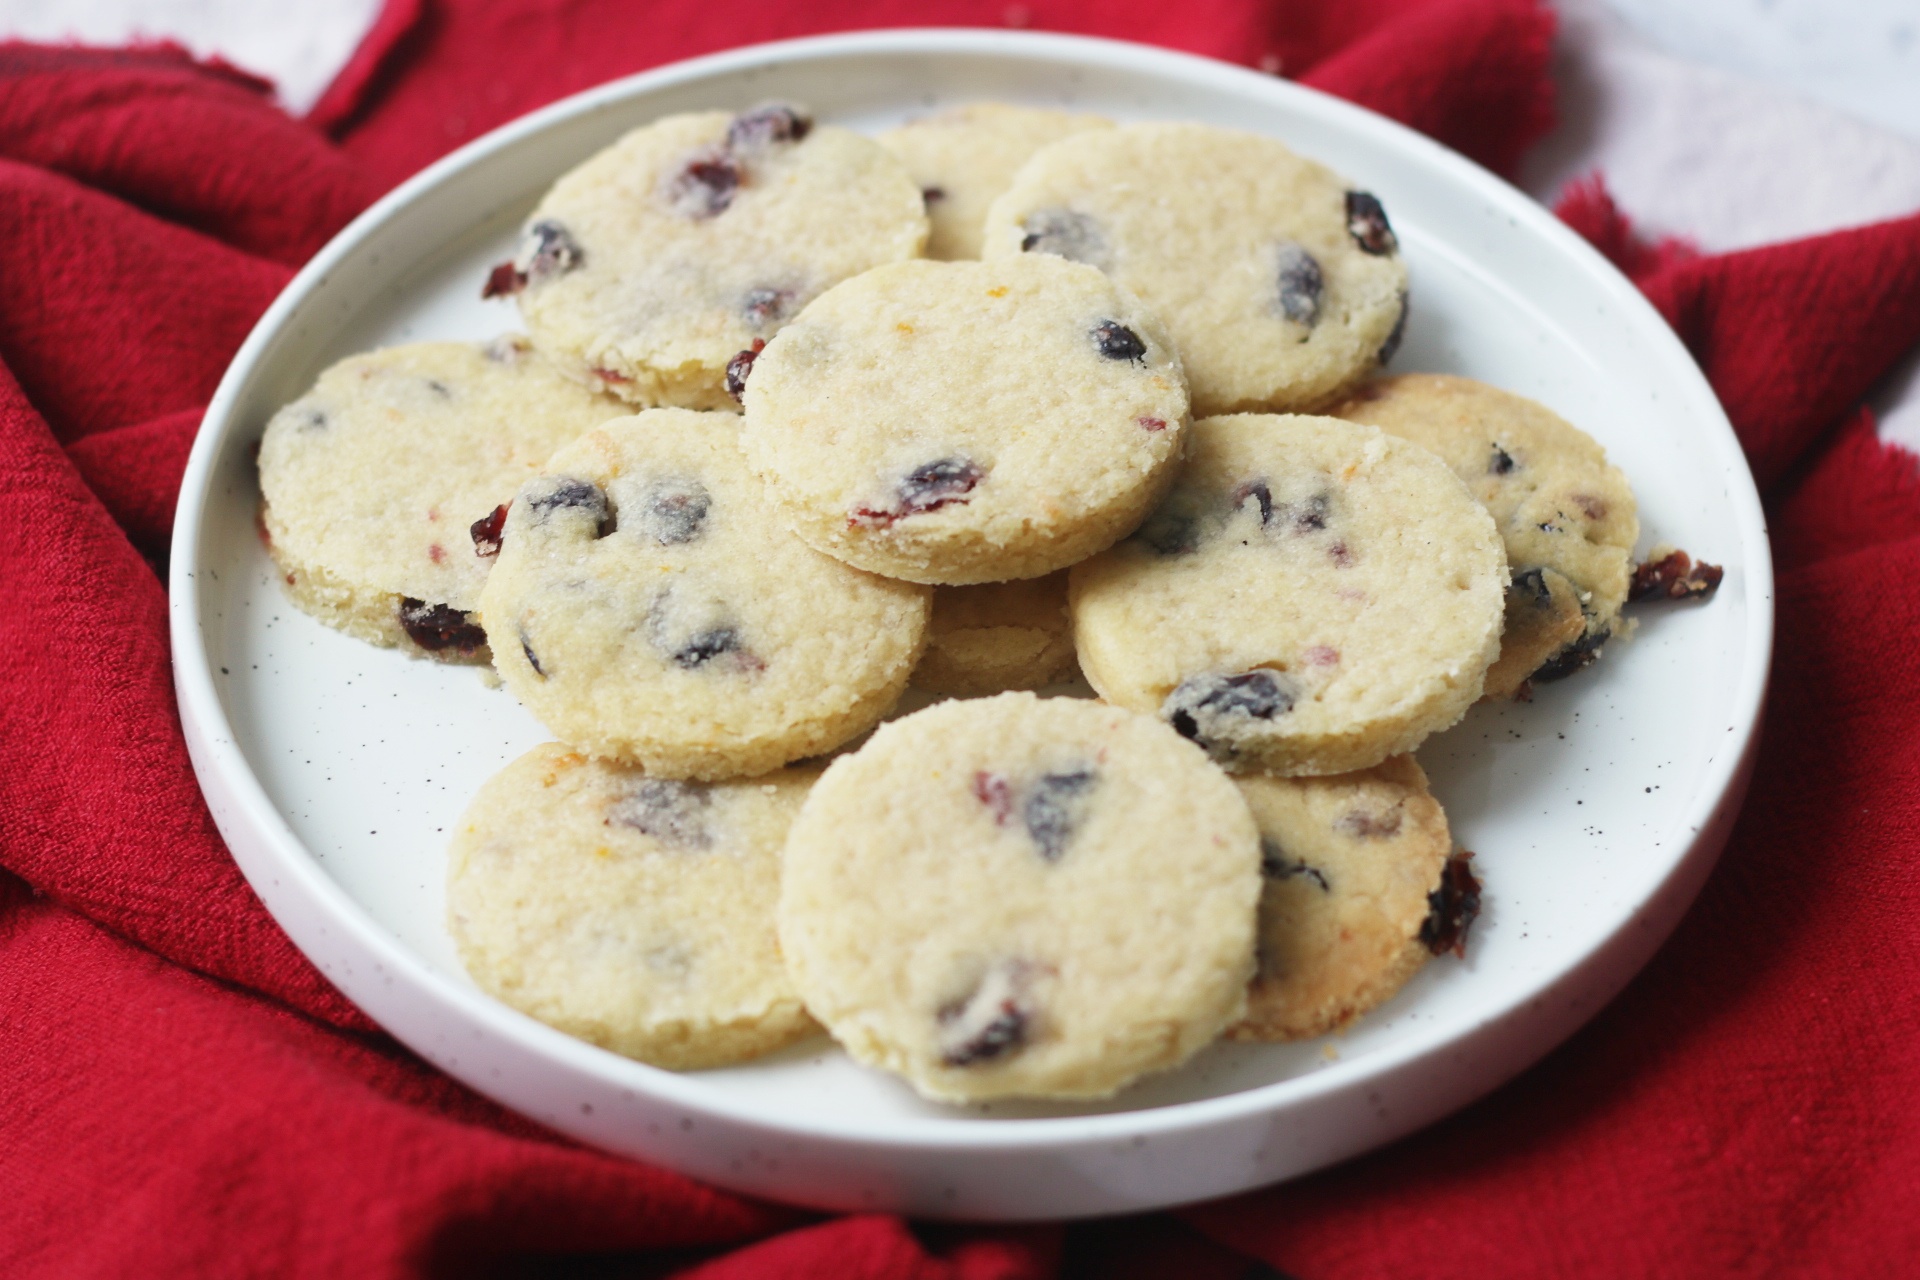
2 2 1916 1275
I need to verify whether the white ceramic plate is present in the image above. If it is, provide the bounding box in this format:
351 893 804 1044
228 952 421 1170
171 29 1772 1220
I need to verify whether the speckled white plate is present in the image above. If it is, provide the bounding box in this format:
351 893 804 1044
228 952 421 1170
170 29 1772 1220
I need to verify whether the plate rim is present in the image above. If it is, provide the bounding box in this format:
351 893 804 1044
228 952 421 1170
169 27 1775 1155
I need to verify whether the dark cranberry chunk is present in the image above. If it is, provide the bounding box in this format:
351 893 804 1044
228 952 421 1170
1164 670 1298 757
470 503 509 558
1345 190 1398 255
1531 626 1609 683
1091 320 1147 363
1510 567 1552 608
742 287 795 330
1289 491 1331 533
526 476 614 537
1275 241 1324 327
668 148 743 219
1419 852 1482 957
1377 289 1410 364
854 457 985 527
1233 479 1275 526
481 261 523 299
971 771 1015 826
398 598 487 654
1018 208 1107 266
523 219 584 282
1022 768 1096 862
937 964 1034 1066
673 627 744 669
922 185 946 205
639 478 710 546
1135 504 1203 556
1629 549 1725 602
1259 837 1330 891
725 338 765 402
608 778 712 850
1490 445 1517 475
518 628 546 678
727 103 812 150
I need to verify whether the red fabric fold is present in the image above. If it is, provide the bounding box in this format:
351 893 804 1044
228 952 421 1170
2 1 1917 1276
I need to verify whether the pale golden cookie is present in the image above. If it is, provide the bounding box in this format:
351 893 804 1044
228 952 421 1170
911 573 1077 696
1331 374 1640 696
257 336 623 660
778 693 1261 1102
494 104 926 409
1070 414 1506 775
877 103 1112 260
448 744 819 1069
478 410 930 779
982 122 1409 416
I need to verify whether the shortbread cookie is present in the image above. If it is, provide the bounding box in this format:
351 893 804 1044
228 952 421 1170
489 104 926 410
779 693 1261 1102
739 256 1189 584
877 103 1112 260
1331 374 1639 696
982 122 1410 416
478 410 930 779
448 744 818 1069
1228 756 1454 1041
258 337 623 660
1070 414 1506 775
911 573 1077 696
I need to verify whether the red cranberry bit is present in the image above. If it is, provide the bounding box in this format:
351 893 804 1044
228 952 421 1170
1335 807 1403 839
1573 494 1609 521
1345 190 1398 255
482 261 524 298
470 503 509 557
1137 415 1168 432
742 287 795 330
398 598 487 654
1091 320 1147 363
937 964 1034 1066
1419 852 1482 957
725 339 765 402
852 457 984 527
427 544 446 565
1328 541 1354 567
971 771 1015 825
727 103 812 150
592 367 633 385
922 186 946 205
1019 208 1107 266
1489 445 1517 475
1303 645 1340 666
1275 241 1324 327
608 778 713 850
669 147 743 219
1259 838 1330 891
1629 549 1724 602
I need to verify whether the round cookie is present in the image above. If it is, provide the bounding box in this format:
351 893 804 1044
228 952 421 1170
877 103 1112 260
478 409 931 779
1330 374 1640 697
779 693 1261 1102
981 122 1410 417
448 744 819 1069
739 255 1190 585
911 573 1078 696
1069 414 1507 776
258 336 624 660
1228 755 1458 1041
492 104 926 410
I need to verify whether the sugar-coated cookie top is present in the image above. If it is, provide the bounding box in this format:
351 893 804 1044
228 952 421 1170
740 255 1191 584
878 102 1113 260
778 692 1261 1102
982 122 1410 416
1070 413 1507 775
504 105 927 409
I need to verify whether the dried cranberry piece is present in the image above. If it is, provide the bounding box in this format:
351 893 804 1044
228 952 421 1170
1629 549 1724 602
1018 208 1107 266
470 503 509 558
1164 670 1297 755
725 338 765 402
398 598 487 654
1275 241 1324 326
518 627 546 678
922 186 946 205
608 778 713 849
668 148 743 219
1419 852 1482 957
526 477 614 537
481 261 524 298
902 457 983 513
522 219 584 282
1137 415 1168 432
1335 807 1403 838
1023 768 1096 862
1346 190 1398 255
742 287 794 330
1135 505 1202 556
971 771 1015 825
727 103 812 150
1511 567 1552 608
1091 320 1146 363
1259 837 1330 890
673 627 744 669
1377 289 1410 364
1490 445 1516 475
1290 491 1331 533
639 479 710 546
1531 626 1609 682
1233 479 1275 525
937 964 1033 1066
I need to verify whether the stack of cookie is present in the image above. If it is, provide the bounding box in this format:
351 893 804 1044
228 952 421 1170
255 100 1688 1103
